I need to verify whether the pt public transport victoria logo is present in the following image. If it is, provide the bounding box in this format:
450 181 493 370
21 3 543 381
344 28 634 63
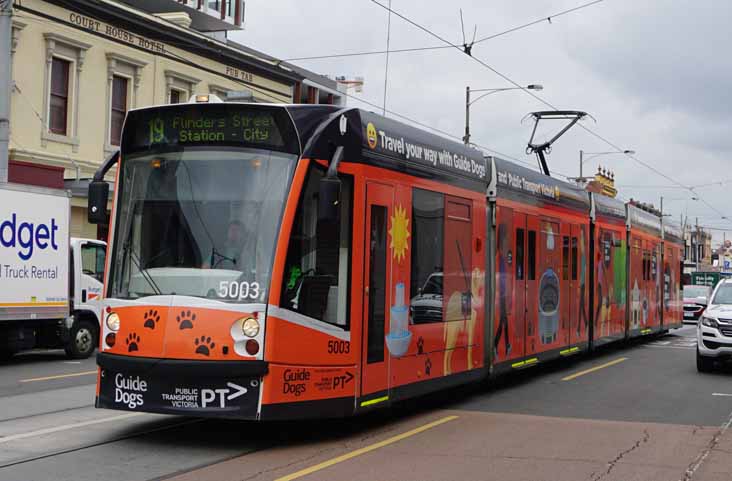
366 122 378 149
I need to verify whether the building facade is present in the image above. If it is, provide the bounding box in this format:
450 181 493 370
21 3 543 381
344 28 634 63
7 0 344 239
683 223 713 272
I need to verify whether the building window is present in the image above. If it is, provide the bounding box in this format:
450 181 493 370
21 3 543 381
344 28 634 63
110 76 128 146
42 33 91 151
105 53 146 152
165 70 200 105
209 84 231 101
49 57 70 135
170 89 182 104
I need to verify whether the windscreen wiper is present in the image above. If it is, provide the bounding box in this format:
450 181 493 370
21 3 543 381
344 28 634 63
122 243 162 296
210 247 237 268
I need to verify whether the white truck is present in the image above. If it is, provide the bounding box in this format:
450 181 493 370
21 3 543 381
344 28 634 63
0 183 106 360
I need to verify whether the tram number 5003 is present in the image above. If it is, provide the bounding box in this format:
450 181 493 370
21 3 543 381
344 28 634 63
328 340 350 354
218 281 261 301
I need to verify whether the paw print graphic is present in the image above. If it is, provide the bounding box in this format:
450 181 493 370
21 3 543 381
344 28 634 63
194 336 215 356
424 358 432 376
126 333 140 352
143 309 160 330
417 336 424 355
176 310 196 330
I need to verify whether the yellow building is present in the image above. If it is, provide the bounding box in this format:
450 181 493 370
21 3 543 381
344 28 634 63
585 166 618 198
8 0 344 239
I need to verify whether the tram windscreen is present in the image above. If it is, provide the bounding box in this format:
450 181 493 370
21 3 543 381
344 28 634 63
110 147 297 302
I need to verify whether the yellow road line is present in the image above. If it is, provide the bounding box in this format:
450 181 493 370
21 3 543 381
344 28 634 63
274 415 459 481
561 357 628 382
20 370 97 383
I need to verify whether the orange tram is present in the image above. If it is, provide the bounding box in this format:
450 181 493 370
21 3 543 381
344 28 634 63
88 98 683 420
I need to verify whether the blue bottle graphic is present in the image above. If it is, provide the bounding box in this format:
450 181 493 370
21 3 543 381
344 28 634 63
385 282 412 357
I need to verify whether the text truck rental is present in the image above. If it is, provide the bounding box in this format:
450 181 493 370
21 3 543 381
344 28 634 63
0 183 106 359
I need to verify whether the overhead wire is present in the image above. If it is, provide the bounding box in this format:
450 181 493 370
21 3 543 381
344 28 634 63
367 0 732 227
282 0 603 62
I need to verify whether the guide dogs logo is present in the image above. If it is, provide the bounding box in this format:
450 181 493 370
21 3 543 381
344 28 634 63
115 373 147 409
366 122 378 149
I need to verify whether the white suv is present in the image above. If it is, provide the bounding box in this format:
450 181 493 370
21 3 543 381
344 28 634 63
697 278 732 372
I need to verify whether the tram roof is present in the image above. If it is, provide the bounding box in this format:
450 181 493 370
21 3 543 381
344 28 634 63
663 220 684 244
627 203 662 237
285 105 489 192
490 156 591 212
592 192 626 222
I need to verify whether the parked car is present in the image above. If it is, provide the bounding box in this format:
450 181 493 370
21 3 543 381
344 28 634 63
697 279 732 372
683 284 712 322
410 273 443 324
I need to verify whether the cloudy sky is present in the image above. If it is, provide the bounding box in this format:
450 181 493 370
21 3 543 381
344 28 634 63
233 0 732 242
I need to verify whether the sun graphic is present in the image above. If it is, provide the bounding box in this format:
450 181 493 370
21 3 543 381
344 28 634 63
389 205 410 262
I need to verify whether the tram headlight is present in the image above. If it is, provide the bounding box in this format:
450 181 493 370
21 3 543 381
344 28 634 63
241 317 260 338
106 312 121 332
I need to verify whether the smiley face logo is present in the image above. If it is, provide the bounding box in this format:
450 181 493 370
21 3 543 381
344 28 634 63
366 122 378 149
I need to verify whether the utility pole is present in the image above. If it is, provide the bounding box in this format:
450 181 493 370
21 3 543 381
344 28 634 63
0 0 13 184
660 196 663 220
463 86 470 145
696 217 700 271
579 149 584 181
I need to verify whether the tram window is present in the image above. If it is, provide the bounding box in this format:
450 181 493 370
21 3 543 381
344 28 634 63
367 205 387 363
562 236 570 281
444 198 472 323
571 237 578 281
515 229 525 280
643 251 649 280
527 230 536 280
410 189 444 324
281 167 353 328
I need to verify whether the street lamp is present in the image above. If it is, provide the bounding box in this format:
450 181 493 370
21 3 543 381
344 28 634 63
463 84 543 145
575 149 635 183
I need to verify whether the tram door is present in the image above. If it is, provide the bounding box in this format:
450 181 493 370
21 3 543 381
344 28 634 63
569 224 583 345
513 211 527 358
524 215 539 356
361 183 393 399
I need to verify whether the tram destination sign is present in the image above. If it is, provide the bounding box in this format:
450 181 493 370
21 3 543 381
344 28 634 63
122 105 299 154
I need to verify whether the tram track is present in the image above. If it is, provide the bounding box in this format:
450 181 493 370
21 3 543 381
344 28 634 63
0 416 204 470
0 402 94 424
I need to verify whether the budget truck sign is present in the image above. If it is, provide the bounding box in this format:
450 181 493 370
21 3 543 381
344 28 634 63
0 185 70 313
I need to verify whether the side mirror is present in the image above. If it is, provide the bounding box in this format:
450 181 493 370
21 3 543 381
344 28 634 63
318 176 341 224
88 180 109 224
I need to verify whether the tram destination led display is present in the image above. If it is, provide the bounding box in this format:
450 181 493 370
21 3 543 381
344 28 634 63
122 105 299 154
